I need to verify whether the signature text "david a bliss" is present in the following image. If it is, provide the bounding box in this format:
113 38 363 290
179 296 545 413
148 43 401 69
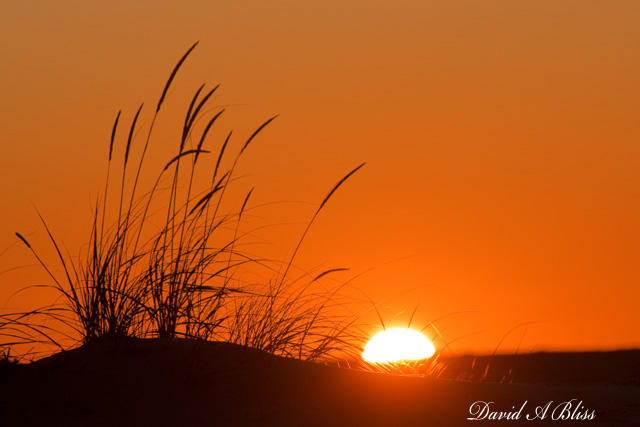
467 399 596 421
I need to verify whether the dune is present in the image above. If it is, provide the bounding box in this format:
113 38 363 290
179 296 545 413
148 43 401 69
1 337 638 426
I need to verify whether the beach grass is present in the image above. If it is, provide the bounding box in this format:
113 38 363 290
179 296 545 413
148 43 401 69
5 42 367 363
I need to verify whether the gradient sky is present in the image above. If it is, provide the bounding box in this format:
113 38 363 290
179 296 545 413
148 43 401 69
2 1 639 353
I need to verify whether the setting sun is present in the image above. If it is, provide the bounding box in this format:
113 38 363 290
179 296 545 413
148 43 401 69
362 328 436 363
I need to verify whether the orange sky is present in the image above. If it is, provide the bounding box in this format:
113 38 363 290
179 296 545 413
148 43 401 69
1 1 639 353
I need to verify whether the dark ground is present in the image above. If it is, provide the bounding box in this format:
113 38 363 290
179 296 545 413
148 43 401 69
1 337 638 426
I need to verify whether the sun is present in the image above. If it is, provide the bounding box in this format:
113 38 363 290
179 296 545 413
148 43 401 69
362 328 436 363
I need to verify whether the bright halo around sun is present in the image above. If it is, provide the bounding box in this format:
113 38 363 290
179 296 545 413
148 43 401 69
362 328 436 363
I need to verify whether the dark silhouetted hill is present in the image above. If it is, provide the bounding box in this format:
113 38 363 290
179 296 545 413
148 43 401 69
1 337 638 426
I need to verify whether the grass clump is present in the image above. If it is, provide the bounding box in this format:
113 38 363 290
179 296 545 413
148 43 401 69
6 42 367 363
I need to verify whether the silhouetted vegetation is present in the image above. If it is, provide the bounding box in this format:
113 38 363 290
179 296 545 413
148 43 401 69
4 43 366 363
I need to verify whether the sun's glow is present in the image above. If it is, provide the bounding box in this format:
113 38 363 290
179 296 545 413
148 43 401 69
362 328 436 363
